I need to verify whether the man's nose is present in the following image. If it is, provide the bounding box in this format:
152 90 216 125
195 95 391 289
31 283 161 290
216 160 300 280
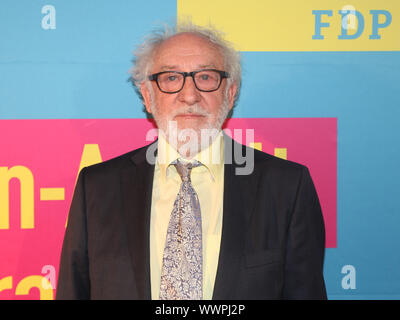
177 76 201 105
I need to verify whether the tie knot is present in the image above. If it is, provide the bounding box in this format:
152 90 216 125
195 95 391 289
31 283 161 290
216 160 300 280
174 159 201 182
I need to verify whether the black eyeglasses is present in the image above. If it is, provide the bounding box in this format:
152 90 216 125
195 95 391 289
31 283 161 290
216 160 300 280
148 69 229 94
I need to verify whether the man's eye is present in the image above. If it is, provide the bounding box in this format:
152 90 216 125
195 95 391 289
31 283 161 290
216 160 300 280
167 75 177 81
200 74 209 80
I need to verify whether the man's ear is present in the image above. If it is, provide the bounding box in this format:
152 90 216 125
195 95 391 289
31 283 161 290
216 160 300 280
227 82 238 111
140 82 153 114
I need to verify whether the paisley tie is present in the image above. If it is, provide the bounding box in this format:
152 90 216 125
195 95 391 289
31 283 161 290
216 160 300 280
159 159 203 300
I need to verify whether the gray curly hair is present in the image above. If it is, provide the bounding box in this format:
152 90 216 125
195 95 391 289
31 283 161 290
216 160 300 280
130 20 242 105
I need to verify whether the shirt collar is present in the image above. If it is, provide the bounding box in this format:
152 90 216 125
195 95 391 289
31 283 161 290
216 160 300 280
157 130 224 182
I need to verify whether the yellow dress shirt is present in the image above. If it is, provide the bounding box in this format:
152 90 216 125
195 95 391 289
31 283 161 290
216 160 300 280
150 132 224 300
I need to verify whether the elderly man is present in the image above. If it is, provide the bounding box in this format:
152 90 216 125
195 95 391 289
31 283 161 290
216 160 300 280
56 22 327 300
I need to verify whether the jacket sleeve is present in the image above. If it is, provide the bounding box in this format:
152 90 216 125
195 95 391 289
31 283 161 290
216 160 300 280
283 166 327 299
56 168 90 299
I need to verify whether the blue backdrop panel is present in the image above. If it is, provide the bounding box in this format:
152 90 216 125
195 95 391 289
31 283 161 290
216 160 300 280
0 0 399 299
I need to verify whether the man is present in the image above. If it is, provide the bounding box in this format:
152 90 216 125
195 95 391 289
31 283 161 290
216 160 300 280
56 22 327 300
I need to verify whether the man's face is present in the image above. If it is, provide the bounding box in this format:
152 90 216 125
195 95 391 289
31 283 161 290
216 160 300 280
140 32 237 140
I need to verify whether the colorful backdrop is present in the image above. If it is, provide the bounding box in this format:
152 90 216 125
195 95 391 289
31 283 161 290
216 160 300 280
0 0 399 299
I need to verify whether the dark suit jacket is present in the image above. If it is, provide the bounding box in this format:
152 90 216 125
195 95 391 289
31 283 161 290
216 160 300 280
56 136 327 299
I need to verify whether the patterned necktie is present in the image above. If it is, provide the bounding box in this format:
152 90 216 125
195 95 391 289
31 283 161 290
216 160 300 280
159 159 203 300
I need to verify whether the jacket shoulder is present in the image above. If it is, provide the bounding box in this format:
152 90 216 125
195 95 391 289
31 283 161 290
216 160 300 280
249 147 311 187
253 148 306 172
80 142 152 178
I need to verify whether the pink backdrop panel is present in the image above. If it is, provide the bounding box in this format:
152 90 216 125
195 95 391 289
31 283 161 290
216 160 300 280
0 118 336 299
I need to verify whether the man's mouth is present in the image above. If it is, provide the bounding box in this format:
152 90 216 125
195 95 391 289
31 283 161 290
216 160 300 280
174 113 206 119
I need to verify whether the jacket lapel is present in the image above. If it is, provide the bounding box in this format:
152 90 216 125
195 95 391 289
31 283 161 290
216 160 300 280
120 143 155 299
212 136 260 299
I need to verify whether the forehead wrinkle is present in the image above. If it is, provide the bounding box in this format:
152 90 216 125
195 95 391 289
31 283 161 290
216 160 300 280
159 65 179 71
158 64 218 72
151 34 225 73
197 64 218 69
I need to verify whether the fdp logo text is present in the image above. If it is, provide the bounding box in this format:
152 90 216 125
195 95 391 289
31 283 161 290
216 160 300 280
313 7 392 40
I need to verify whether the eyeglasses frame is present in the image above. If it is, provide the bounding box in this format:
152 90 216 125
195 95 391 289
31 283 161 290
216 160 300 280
148 69 230 94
